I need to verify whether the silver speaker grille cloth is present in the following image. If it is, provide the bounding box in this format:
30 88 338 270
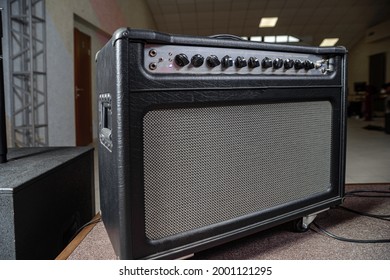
143 101 332 240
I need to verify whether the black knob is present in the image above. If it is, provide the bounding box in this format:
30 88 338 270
191 54 204 67
174 53 189 67
284 59 294 69
294 59 304 70
248 57 260 68
261 57 273 68
221 55 233 68
235 56 247 68
303 60 315 70
273 58 283 69
206 55 221 68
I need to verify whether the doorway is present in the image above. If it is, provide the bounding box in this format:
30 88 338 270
369 52 386 114
369 52 386 90
74 28 92 146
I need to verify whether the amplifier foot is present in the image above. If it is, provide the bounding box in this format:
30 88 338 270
292 208 329 232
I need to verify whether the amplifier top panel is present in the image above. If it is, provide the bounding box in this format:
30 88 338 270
144 44 335 76
105 28 346 77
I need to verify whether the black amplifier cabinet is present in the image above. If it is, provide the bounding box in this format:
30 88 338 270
96 28 347 260
0 147 95 259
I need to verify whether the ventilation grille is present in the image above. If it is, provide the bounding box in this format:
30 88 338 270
143 101 332 240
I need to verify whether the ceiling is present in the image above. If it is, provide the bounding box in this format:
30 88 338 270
145 0 390 49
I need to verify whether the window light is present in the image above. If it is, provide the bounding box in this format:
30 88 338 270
263 36 276 43
250 36 262 42
288 36 300 43
248 35 301 44
276 35 288 43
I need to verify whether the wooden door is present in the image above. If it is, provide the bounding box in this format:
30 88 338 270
74 28 92 146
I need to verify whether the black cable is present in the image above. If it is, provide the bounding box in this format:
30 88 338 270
337 205 390 221
345 190 390 198
309 188 390 243
341 189 390 220
311 222 390 244
70 216 102 242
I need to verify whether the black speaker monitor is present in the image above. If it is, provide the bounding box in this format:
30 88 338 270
96 28 347 260
0 147 95 259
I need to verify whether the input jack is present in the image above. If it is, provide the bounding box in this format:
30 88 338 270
149 62 157 70
149 49 157 57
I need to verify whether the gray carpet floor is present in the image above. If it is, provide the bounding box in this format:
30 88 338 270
68 184 390 260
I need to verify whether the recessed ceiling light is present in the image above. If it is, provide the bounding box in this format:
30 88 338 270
259 17 278 28
320 38 339 47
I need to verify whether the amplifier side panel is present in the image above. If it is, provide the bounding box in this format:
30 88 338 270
96 38 131 259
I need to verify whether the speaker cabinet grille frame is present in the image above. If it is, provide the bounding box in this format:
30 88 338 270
96 28 347 260
143 101 332 240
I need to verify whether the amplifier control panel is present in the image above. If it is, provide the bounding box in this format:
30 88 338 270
144 44 335 76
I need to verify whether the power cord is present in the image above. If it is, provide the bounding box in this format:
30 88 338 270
309 188 390 243
69 216 102 242
337 205 390 221
310 222 390 244
341 188 390 221
345 189 390 198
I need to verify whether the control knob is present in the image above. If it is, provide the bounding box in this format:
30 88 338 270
273 58 283 69
174 53 190 67
261 57 273 68
304 60 315 70
284 59 294 69
248 57 260 68
191 54 204 67
206 55 221 68
221 55 233 68
235 56 247 68
294 59 304 70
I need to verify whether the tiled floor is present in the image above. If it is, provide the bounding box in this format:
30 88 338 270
346 117 390 183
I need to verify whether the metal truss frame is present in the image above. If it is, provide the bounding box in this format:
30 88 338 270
8 0 47 147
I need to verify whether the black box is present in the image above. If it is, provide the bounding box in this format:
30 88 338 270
0 147 95 259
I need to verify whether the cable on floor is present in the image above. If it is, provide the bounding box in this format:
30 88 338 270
70 216 102 242
345 189 390 198
337 205 390 221
310 222 390 244
310 188 390 243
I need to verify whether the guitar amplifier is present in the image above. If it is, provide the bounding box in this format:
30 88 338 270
96 28 347 260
